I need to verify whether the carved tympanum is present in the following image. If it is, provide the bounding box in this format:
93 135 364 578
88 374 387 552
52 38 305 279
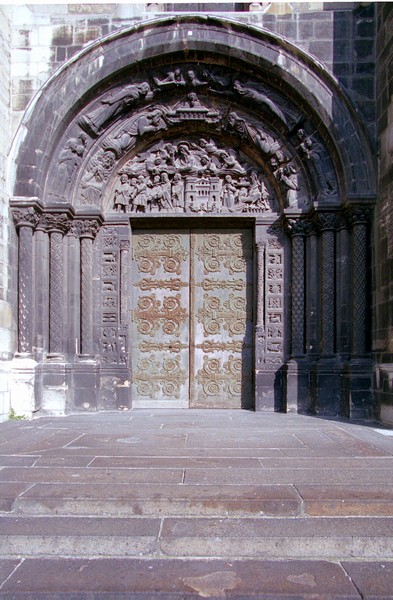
111 137 272 214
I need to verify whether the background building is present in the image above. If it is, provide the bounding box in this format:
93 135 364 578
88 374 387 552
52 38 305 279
0 2 391 423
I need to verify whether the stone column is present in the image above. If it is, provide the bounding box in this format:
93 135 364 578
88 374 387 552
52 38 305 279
286 218 307 358
46 214 70 357
314 211 341 415
336 214 351 358
79 220 100 357
284 217 311 413
10 204 40 417
11 207 39 355
347 206 373 358
345 204 374 419
67 222 82 357
317 212 337 358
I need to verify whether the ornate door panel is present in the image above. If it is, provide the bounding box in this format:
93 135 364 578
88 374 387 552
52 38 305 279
131 229 253 408
190 230 253 408
131 231 190 408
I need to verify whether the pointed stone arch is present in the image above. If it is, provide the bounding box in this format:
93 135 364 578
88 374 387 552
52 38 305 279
9 16 376 416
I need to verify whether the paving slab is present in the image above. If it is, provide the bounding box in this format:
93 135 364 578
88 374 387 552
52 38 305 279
0 558 361 598
0 466 184 484
184 466 393 485
342 562 393 599
0 483 35 512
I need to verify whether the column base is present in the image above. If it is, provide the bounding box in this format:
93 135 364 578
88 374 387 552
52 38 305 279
255 366 286 412
313 357 343 417
10 356 38 418
344 358 373 419
285 359 314 414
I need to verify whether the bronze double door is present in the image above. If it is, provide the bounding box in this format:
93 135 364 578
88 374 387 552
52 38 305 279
131 228 253 408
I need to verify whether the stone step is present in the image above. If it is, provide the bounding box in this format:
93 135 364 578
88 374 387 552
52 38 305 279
1 515 393 560
6 482 393 518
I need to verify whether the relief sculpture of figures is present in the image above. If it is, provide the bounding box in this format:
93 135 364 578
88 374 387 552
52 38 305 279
112 137 273 214
232 80 288 128
297 129 337 197
78 81 153 136
81 150 116 206
274 164 300 208
55 133 88 197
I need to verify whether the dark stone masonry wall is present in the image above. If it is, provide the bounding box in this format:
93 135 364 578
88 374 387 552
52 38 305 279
374 3 393 424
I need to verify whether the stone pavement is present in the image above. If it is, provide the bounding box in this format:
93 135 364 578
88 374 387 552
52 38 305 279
0 410 393 599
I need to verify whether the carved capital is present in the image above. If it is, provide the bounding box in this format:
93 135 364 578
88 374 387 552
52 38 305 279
284 218 308 237
345 205 373 227
314 212 338 232
38 212 71 234
120 240 130 251
69 219 100 239
12 207 40 230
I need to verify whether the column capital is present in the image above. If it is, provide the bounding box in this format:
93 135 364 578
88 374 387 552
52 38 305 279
284 217 308 237
11 206 40 230
344 204 373 227
69 218 101 239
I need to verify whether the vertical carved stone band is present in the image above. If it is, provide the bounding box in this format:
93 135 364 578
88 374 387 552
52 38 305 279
120 240 130 325
255 240 265 329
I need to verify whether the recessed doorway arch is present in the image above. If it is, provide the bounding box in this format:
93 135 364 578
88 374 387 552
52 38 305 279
9 15 376 417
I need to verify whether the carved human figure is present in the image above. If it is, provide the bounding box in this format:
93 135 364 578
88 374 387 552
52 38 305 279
153 68 185 87
186 70 208 87
226 112 282 160
79 82 152 135
148 174 162 212
57 133 88 192
233 80 288 127
113 174 132 213
221 175 238 211
247 170 270 210
297 129 336 196
81 150 116 206
159 172 173 212
133 175 149 212
176 143 197 173
115 108 167 154
171 173 184 212
276 164 299 207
